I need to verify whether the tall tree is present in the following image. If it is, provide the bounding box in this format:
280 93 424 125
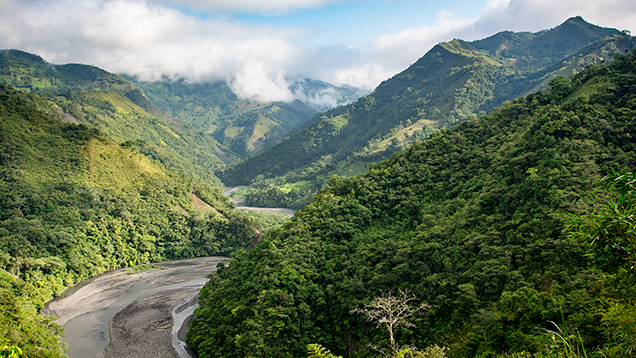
351 289 430 358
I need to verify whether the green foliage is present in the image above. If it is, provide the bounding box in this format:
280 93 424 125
189 50 636 357
241 210 291 234
308 344 343 358
0 271 65 357
565 170 636 357
0 83 258 354
566 170 636 271
220 17 636 207
243 185 307 210
396 345 447 358
0 341 22 358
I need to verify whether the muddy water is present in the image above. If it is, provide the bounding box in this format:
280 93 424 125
46 257 227 358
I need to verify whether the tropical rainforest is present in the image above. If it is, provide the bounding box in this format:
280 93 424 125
0 83 261 356
127 77 365 158
219 17 636 210
188 50 636 357
0 15 635 358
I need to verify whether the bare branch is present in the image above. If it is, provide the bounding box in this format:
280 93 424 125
350 289 430 358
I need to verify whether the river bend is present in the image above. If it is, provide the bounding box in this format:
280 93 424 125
45 257 227 358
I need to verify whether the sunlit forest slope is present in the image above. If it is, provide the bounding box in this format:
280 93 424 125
0 84 258 357
189 50 636 358
219 17 636 210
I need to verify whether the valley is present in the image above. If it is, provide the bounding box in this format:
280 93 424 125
46 257 226 358
0 14 635 358
223 186 296 217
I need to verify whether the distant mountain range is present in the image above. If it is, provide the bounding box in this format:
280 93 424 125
2 16 634 207
0 49 366 175
189 43 636 358
219 16 636 208
125 77 365 158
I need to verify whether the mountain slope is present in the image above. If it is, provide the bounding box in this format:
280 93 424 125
189 50 636 358
0 50 231 186
128 78 365 158
220 17 636 198
0 83 258 356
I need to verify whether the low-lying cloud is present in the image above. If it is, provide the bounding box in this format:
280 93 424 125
0 0 634 103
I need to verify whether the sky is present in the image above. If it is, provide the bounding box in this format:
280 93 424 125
1 0 635 102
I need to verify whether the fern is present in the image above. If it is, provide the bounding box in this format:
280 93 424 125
307 344 342 358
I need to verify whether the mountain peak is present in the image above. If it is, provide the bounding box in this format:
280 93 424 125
564 15 586 24
0 49 47 65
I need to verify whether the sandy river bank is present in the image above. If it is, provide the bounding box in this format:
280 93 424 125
223 186 296 217
45 257 227 358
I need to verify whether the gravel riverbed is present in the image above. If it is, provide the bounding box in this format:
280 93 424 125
46 257 227 358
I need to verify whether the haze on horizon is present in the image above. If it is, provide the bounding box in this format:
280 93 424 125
1 0 635 103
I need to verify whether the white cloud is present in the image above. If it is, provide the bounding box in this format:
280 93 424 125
149 0 338 13
292 86 339 110
473 0 636 36
0 0 307 100
370 10 477 79
229 60 295 102
1 0 635 103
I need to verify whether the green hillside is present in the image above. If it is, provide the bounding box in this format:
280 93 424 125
0 50 130 93
0 50 231 186
48 90 229 186
128 78 364 158
189 50 636 357
219 17 636 208
0 83 259 356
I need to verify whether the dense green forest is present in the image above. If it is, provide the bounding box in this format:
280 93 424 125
127 77 366 158
0 50 232 186
219 17 636 209
126 78 317 158
188 50 636 357
0 84 263 357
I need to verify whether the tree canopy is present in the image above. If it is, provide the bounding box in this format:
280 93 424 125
189 50 636 357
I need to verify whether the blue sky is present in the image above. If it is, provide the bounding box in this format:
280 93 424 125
231 0 485 46
1 0 635 102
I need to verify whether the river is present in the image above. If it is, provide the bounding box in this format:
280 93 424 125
45 257 227 358
46 188 295 357
223 186 296 217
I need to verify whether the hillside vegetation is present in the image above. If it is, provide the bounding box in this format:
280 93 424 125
0 50 230 187
189 50 636 357
0 84 260 356
219 17 636 209
129 78 365 158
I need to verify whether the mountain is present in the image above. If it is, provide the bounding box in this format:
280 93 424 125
288 78 369 112
127 77 365 158
219 17 636 207
0 83 261 356
188 49 636 358
0 49 231 186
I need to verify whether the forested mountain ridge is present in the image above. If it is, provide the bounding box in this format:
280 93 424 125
0 83 266 357
219 17 636 209
0 49 232 186
127 79 316 158
189 50 636 357
0 49 364 164
0 49 161 115
127 77 365 158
